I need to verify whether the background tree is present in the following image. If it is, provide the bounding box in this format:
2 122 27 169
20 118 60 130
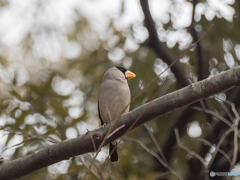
0 0 239 179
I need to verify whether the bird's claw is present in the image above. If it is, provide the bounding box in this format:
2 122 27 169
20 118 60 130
121 112 127 116
101 123 107 128
85 129 90 135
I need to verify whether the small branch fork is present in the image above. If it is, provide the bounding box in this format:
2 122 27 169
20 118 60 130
175 97 240 179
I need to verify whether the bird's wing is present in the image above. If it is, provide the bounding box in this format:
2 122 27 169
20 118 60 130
98 101 104 126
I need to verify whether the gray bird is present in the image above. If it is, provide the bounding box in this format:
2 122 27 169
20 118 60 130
98 66 136 162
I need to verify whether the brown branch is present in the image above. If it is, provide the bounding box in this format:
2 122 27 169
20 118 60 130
174 128 210 180
77 155 102 179
139 1 214 166
213 149 240 171
144 124 168 163
125 136 183 180
186 87 240 179
196 138 231 165
0 66 240 179
192 106 233 128
139 0 190 87
208 128 233 168
189 0 214 127
107 124 125 139
174 129 206 167
160 106 195 165
189 0 207 81
90 133 97 152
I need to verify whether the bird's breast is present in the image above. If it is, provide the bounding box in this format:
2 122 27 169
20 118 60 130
98 80 130 123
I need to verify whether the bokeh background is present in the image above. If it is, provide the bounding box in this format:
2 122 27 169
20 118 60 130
0 0 239 179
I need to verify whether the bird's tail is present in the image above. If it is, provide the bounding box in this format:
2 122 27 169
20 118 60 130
109 143 118 162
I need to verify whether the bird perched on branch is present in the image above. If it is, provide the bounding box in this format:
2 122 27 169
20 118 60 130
98 66 136 162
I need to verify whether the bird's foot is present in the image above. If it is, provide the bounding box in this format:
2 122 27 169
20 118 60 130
101 123 107 128
121 112 127 116
85 129 89 135
0 157 4 165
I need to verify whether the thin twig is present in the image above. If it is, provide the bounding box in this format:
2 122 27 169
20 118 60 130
77 155 101 179
174 128 206 168
125 136 183 180
232 116 239 167
215 97 240 120
214 96 240 166
1 129 60 156
207 128 233 167
192 106 233 129
105 104 112 122
90 134 97 152
219 101 234 122
196 138 231 165
107 124 125 139
2 128 60 143
153 171 171 180
139 62 154 90
144 124 168 163
1 138 34 156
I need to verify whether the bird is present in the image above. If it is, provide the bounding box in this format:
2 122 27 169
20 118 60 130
98 66 136 162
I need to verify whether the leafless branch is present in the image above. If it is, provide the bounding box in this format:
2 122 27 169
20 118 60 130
174 128 206 168
231 112 239 167
153 171 171 180
144 124 168 163
90 133 97 153
196 138 231 165
215 96 240 166
125 136 183 180
77 155 102 179
207 128 232 167
219 98 239 121
192 106 233 128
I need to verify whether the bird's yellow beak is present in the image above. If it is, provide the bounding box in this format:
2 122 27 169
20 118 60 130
125 70 136 80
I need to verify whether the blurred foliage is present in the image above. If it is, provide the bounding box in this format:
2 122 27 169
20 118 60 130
0 0 239 179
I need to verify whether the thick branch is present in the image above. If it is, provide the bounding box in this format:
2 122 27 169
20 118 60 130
140 0 213 165
1 66 240 179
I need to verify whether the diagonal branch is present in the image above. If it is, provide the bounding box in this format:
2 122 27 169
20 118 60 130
125 136 183 180
189 0 207 81
139 0 190 87
0 66 240 179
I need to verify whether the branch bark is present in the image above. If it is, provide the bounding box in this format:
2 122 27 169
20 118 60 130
1 66 240 179
139 0 212 166
139 0 190 87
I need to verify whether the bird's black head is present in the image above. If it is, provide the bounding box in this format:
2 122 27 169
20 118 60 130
115 66 136 80
116 66 127 75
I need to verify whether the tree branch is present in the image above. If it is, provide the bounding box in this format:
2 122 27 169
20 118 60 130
1 66 240 179
186 88 240 179
189 0 207 81
139 0 190 87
